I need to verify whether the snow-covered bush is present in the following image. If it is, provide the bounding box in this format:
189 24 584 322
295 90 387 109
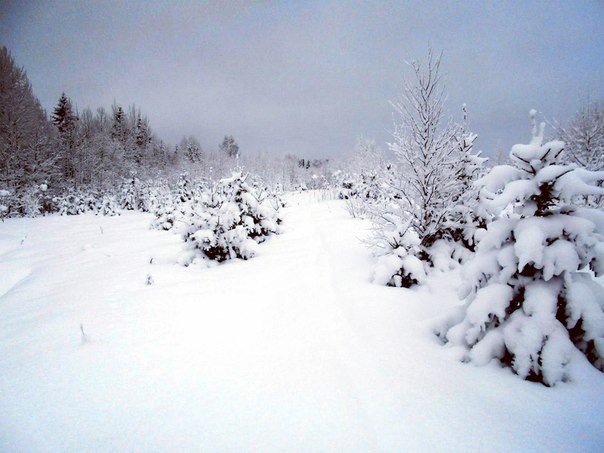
242 175 283 240
18 185 43 217
180 172 281 264
118 176 143 211
54 189 95 215
0 184 55 218
175 173 195 203
97 194 119 216
372 218 427 287
144 183 171 214
438 111 604 386
151 199 183 231
0 189 10 219
50 187 119 216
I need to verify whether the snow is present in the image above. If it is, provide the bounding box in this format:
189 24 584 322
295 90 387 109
1 193 604 451
514 222 545 271
555 168 604 201
477 165 523 193
465 284 513 332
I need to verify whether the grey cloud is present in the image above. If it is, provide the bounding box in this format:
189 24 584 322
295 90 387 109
1 0 602 158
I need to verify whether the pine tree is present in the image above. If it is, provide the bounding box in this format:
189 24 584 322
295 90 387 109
439 110 604 386
51 93 79 180
181 136 203 164
219 135 239 158
51 93 77 138
134 115 151 165
111 105 128 145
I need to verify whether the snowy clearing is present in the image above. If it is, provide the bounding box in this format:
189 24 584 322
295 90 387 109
1 193 603 451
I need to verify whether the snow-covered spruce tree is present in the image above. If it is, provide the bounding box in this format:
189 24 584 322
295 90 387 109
181 172 281 264
0 189 10 219
54 188 90 215
440 111 604 386
445 105 489 252
181 135 203 164
151 177 203 232
243 175 283 240
175 173 194 203
134 115 151 165
97 193 119 216
151 183 185 232
219 135 240 159
372 50 475 287
118 175 148 211
151 199 179 231
51 93 79 180
111 105 128 146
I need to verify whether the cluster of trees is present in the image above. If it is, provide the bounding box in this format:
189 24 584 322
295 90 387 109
50 93 169 187
338 50 604 386
2 44 422 220
1 46 267 217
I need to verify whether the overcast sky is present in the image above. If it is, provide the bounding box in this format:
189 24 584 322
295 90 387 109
2 0 603 158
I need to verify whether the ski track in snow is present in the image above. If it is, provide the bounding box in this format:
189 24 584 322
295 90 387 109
0 192 603 452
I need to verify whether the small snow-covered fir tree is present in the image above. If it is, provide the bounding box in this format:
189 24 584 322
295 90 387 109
241 175 283 241
175 173 194 203
446 105 489 252
118 175 145 211
97 193 119 216
181 136 203 164
151 200 179 231
0 189 10 219
219 135 239 159
372 217 427 287
181 173 256 263
54 188 89 215
439 110 604 386
180 172 281 264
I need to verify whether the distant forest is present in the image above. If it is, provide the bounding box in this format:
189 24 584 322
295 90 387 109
0 46 337 216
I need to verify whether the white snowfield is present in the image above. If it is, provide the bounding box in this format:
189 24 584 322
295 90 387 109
1 192 603 452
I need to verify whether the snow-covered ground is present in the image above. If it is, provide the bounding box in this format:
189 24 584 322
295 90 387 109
1 192 603 452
